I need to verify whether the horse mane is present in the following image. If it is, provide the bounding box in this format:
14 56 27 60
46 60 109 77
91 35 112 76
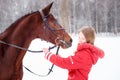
0 11 39 39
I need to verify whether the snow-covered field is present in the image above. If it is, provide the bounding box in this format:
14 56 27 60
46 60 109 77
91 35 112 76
23 34 120 80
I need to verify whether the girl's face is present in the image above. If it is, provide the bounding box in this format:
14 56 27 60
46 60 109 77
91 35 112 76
78 32 86 44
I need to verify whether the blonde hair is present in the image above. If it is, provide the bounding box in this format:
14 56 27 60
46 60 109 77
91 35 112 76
79 26 96 45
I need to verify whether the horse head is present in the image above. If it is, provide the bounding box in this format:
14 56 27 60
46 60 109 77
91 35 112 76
35 2 72 49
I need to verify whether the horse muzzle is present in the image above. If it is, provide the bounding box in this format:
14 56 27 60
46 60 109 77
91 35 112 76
55 37 72 49
59 38 72 49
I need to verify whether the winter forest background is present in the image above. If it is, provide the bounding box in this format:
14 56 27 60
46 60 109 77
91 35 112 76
0 0 120 35
0 0 120 80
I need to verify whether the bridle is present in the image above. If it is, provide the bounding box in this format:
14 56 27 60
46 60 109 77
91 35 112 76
0 10 68 77
40 11 71 48
40 11 66 46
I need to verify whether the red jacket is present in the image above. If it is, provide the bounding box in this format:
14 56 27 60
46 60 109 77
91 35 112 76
45 43 104 80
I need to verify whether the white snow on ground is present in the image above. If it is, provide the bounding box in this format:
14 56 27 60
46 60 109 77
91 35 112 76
23 34 120 80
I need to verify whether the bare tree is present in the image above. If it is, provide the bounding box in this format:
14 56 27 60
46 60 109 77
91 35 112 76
59 0 71 32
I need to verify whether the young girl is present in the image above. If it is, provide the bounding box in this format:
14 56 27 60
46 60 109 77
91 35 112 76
42 26 104 80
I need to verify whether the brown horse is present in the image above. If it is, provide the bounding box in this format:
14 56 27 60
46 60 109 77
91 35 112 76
0 2 72 80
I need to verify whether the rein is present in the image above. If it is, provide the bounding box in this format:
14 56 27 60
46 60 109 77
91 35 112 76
0 40 59 77
0 40 56 53
23 46 60 77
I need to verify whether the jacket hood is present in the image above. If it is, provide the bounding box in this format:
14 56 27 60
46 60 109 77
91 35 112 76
77 43 104 64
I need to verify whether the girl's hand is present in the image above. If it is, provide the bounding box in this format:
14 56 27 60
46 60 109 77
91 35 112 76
42 48 49 54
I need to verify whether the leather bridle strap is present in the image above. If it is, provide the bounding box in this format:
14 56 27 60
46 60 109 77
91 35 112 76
23 46 60 77
0 40 56 53
0 39 59 77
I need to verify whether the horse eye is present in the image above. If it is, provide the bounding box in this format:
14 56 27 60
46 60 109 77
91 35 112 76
54 21 58 26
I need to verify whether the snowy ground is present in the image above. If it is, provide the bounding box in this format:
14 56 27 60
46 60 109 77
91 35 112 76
23 34 120 80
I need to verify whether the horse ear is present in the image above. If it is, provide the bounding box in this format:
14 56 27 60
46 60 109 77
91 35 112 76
42 2 53 16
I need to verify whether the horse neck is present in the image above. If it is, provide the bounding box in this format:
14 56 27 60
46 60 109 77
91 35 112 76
1 12 43 66
0 14 31 39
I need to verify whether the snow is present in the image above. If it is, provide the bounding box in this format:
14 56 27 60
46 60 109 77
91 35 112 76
23 35 120 80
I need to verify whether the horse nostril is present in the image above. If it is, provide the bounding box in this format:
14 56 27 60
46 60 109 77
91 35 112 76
70 38 72 43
